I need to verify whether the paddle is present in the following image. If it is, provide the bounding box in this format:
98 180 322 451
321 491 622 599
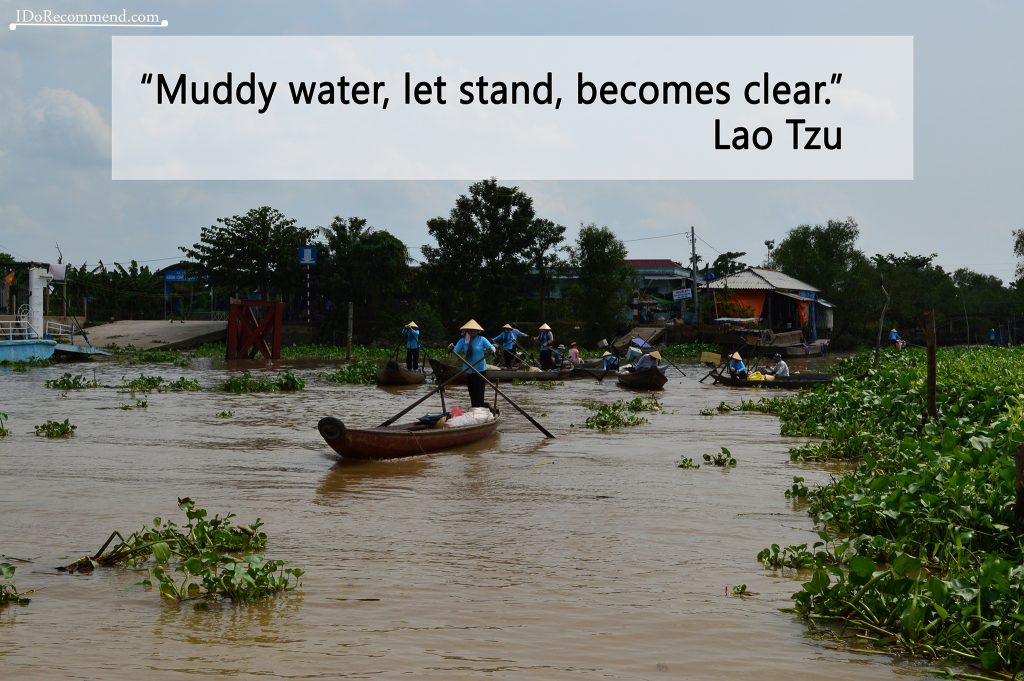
378 363 472 427
452 351 555 439
700 343 748 384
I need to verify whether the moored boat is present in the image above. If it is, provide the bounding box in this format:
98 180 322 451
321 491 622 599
616 367 668 390
317 414 499 460
428 358 572 384
376 359 427 386
710 371 831 388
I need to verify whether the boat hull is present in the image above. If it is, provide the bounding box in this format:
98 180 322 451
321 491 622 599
711 372 831 388
616 367 668 390
0 339 57 362
428 358 572 384
317 415 499 460
376 360 427 385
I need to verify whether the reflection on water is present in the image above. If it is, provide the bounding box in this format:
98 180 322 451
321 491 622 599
0 358 921 680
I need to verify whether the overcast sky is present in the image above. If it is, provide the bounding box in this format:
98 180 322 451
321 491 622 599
0 0 1021 281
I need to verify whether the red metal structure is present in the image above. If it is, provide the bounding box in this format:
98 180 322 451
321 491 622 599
226 301 283 360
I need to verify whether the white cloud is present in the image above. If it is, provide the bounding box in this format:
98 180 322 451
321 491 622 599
25 88 111 163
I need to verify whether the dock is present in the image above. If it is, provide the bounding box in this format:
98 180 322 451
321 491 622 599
80 320 228 351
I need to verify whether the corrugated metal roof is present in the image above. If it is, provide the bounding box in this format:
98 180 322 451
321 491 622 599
626 259 684 269
707 267 820 292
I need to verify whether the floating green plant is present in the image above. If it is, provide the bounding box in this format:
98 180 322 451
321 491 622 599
44 372 98 390
676 456 700 469
147 553 302 603
0 563 31 606
220 371 305 393
216 410 234 418
33 419 76 438
321 361 377 385
702 447 736 467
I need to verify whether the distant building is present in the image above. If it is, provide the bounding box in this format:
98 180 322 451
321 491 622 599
706 267 834 339
626 259 700 323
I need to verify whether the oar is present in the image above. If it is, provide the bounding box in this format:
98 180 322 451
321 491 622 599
700 343 747 384
378 363 471 427
452 351 555 439
659 354 687 378
575 367 610 382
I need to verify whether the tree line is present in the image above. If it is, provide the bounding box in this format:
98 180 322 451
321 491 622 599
5 183 1022 349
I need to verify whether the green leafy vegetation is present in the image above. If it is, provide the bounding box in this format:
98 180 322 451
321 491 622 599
677 456 700 469
661 341 718 360
62 498 301 604
749 347 1024 672
0 563 31 606
512 378 557 389
33 419 76 438
322 361 377 385
220 370 305 393
580 396 661 431
121 374 164 392
161 377 203 392
1 357 53 370
702 447 736 467
44 372 98 390
216 410 234 418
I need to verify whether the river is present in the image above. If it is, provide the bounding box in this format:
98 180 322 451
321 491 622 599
0 357 928 680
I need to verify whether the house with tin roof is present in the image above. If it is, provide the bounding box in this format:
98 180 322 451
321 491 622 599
706 267 834 340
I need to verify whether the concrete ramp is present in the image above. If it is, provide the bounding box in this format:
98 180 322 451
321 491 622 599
83 320 227 351
610 325 666 352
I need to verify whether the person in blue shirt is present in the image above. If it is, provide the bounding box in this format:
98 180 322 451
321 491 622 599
450 319 496 408
401 321 421 370
601 351 620 371
889 328 905 350
536 323 554 369
633 350 662 371
491 323 528 369
728 352 748 380
989 328 997 346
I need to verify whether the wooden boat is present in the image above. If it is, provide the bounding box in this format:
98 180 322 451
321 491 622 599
428 358 572 384
710 371 831 388
616 367 669 390
376 359 427 386
317 414 499 460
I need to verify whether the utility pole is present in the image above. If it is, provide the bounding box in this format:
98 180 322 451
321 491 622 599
690 226 700 327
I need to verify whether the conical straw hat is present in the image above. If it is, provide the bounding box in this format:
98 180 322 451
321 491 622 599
502 323 512 330
460 319 484 331
407 321 418 328
649 351 662 360
730 352 742 360
602 351 612 357
538 323 551 330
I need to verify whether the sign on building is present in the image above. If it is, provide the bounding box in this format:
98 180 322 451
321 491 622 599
672 288 693 301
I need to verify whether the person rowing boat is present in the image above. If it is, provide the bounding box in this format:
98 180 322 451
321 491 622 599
491 323 528 369
448 319 496 408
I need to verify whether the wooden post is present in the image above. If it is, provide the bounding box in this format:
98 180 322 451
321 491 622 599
346 301 353 361
1016 444 1024 532
924 308 937 420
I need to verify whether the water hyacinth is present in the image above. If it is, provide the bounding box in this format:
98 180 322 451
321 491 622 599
746 347 1024 672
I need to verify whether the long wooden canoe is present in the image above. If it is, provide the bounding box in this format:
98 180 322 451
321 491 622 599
710 371 831 388
376 360 427 386
428 358 572 384
616 367 668 390
317 415 499 460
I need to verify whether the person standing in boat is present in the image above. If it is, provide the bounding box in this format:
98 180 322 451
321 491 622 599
491 323 527 369
764 353 790 378
727 352 748 380
536 323 554 370
450 319 496 409
401 321 421 370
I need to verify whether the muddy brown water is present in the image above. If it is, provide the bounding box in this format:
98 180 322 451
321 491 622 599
0 358 927 680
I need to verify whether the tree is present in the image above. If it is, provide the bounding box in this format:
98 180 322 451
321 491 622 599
872 253 958 334
180 207 316 301
565 224 632 339
525 218 567 321
421 179 543 330
1013 229 1024 280
320 216 411 342
710 251 747 278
